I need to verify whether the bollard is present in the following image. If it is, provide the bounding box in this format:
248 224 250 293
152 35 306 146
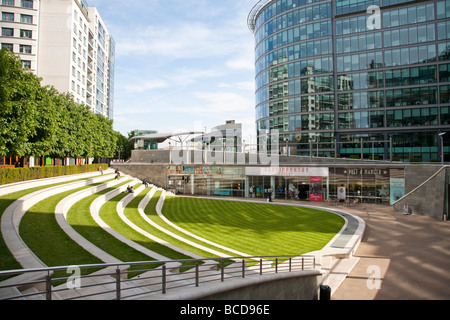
320 285 331 300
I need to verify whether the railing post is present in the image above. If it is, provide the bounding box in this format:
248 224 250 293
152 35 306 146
260 259 263 275
45 272 52 301
221 260 225 282
162 265 166 294
195 263 199 287
302 257 304 270
242 260 245 278
115 267 121 300
289 258 292 272
275 258 278 273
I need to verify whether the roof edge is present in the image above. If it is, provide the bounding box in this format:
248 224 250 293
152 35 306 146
247 0 276 34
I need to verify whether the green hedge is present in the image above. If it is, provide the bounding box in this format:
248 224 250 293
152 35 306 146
0 164 108 185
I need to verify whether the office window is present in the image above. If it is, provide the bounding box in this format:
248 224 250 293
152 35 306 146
442 107 450 124
1 28 14 37
20 14 32 24
387 108 438 127
441 85 450 103
437 0 450 19
437 21 450 40
20 29 32 38
2 12 14 21
19 44 31 54
21 0 32 8
385 66 437 87
2 0 14 6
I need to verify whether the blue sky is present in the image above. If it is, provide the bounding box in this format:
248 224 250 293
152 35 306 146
88 0 258 145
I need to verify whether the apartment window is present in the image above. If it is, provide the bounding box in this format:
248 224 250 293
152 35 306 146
2 12 14 21
1 43 13 51
72 52 76 62
2 0 15 6
19 44 31 54
1 28 14 37
21 0 33 9
20 29 32 38
21 60 31 69
72 66 75 76
20 14 32 24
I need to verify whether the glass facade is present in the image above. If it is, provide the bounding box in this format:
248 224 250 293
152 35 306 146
250 0 450 162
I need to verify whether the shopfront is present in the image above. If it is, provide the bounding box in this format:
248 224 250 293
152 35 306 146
245 167 330 202
166 166 246 197
165 165 405 205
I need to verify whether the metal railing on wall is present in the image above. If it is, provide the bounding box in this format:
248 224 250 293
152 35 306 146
0 255 316 300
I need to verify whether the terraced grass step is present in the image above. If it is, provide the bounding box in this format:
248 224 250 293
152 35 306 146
0 174 116 275
160 196 345 258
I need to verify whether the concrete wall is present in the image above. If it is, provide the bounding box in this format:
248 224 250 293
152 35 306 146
156 271 322 301
200 272 322 300
129 150 400 166
394 166 447 220
113 163 167 188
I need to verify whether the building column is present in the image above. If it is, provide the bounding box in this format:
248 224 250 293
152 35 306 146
271 176 276 200
245 176 249 198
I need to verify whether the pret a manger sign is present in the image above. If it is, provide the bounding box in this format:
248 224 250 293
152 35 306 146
245 167 329 177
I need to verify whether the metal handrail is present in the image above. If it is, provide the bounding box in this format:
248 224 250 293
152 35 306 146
0 255 316 300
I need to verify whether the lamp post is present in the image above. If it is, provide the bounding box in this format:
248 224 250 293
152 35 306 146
314 133 320 157
439 132 446 164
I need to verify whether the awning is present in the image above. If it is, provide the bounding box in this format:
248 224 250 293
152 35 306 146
129 131 205 144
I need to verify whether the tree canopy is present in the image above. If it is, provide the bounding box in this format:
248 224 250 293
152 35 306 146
0 48 118 159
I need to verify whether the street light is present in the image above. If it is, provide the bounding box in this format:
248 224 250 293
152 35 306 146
314 133 320 157
439 132 446 164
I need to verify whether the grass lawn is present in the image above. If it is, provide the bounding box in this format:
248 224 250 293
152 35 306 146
100 187 198 272
66 182 171 277
139 190 237 258
0 176 111 274
19 182 110 278
1 175 346 282
161 197 345 257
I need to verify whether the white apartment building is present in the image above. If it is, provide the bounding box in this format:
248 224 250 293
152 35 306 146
0 0 39 71
0 0 114 119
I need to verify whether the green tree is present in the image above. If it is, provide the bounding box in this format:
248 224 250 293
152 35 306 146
0 48 119 161
0 49 40 156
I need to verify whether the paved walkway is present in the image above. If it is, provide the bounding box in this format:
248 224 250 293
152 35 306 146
283 200 450 300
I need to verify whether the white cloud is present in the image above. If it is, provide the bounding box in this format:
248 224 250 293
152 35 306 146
217 81 255 91
122 79 169 93
190 91 253 114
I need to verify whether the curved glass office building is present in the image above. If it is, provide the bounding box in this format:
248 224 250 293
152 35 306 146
249 0 450 162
